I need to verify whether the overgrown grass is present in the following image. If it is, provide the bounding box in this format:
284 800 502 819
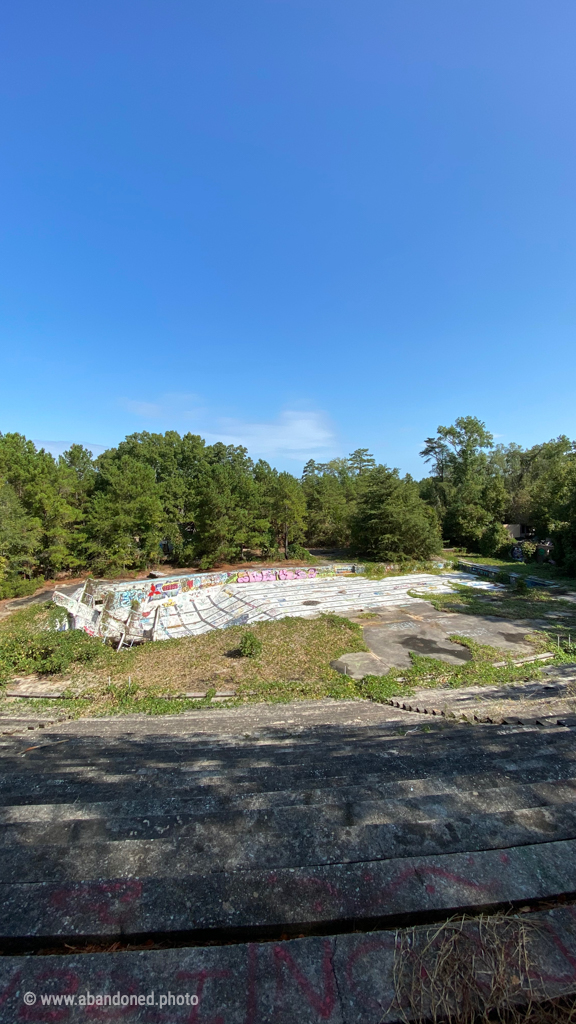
413 583 576 646
457 553 576 588
0 575 46 600
357 642 549 705
354 583 576 708
0 607 367 716
0 603 110 684
389 912 576 1024
360 558 450 581
2 582 575 718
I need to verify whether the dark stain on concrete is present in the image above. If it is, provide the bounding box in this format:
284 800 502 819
398 636 472 661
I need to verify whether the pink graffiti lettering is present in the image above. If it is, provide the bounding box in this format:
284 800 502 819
20 968 80 1022
273 940 336 1019
50 881 142 927
380 864 490 902
345 937 395 1012
175 968 231 1023
236 567 317 583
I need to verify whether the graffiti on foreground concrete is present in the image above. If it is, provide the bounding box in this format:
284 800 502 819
3 912 576 1023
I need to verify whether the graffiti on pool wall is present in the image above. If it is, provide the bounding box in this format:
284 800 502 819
236 568 317 583
52 563 367 644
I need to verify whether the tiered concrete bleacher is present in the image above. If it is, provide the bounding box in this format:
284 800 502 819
2 699 576 1020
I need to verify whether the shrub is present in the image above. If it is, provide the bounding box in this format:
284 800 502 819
520 540 537 562
239 631 262 658
0 576 45 600
478 522 514 558
0 622 103 681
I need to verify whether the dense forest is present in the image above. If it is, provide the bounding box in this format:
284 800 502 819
0 416 575 596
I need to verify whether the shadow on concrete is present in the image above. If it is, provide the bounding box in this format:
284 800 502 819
1 710 576 881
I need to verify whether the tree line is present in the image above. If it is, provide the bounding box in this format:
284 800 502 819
0 416 574 595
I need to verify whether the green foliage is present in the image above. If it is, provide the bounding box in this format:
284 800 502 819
3 420 575 585
0 576 45 600
421 417 507 551
85 455 166 573
258 465 308 558
239 631 262 657
418 418 576 577
319 611 358 630
0 611 103 682
356 674 413 701
350 467 442 561
478 521 513 558
0 480 41 584
521 540 537 562
326 675 359 698
302 469 352 547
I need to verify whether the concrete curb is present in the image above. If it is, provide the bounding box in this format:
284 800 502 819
3 839 576 942
2 906 576 1023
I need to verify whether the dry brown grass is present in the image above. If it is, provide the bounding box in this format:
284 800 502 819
55 613 368 713
387 914 576 1024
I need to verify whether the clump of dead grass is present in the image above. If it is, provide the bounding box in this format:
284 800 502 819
388 914 576 1024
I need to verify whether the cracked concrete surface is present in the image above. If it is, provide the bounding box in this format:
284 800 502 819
333 601 537 677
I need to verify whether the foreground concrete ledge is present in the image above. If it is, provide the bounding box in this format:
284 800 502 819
2 906 576 1023
3 839 576 941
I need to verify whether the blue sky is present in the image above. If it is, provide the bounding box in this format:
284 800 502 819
1 1 575 475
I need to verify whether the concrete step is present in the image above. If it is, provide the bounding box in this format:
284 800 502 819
2 706 576 951
3 904 576 1023
2 729 575 825
2 770 576 838
3 772 576 823
2 795 576 883
2 730 575 810
3 839 576 942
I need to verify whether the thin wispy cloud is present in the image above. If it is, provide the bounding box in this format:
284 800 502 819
120 395 337 463
207 410 336 461
32 440 107 458
122 399 163 418
120 393 201 419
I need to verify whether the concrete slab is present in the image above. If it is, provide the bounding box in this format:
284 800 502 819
3 838 576 941
2 693 576 1024
363 625 473 670
54 570 502 643
542 662 576 679
330 653 386 679
2 906 576 1023
384 667 576 723
5 680 71 698
344 603 539 672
